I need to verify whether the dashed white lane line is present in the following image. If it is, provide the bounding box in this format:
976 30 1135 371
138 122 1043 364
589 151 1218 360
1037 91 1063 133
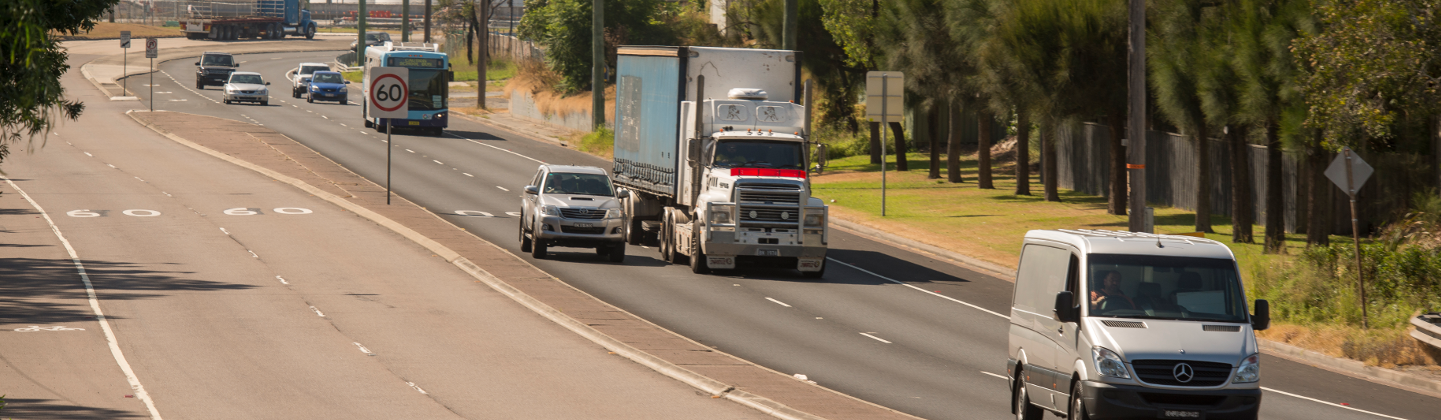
981 371 1007 380
445 132 545 164
407 382 428 394
134 176 144 182
1 177 163 419
107 164 116 169
84 152 92 157
354 342 375 355
322 115 329 119
162 192 172 197
1262 387 1406 420
310 306 325 317
463 173 473 177
339 123 347 127
276 275 289 285
766 297 792 308
433 160 443 165
406 149 415 153
859 332 892 344
826 258 1009 319
495 186 509 192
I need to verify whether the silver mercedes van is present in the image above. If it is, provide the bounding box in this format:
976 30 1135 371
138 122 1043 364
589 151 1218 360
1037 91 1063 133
1006 229 1269 420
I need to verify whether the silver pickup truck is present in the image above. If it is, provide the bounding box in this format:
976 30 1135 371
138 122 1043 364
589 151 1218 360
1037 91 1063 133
287 62 330 98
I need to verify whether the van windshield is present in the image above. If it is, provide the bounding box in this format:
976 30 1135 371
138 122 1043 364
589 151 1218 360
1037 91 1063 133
1087 254 1249 323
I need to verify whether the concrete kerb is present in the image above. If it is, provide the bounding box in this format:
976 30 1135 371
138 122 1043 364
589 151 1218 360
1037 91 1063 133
123 110 838 420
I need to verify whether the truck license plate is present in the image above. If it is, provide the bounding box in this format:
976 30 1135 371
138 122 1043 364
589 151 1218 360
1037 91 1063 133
574 223 592 228
756 249 779 257
1159 410 1203 419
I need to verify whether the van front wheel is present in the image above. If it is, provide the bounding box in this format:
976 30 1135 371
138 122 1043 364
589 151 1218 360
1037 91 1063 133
1013 370 1043 420
1068 382 1088 420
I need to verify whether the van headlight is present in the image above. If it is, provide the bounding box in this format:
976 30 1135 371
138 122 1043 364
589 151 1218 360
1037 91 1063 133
1233 354 1260 383
542 205 559 216
604 208 622 219
1092 347 1131 379
804 210 825 227
709 204 735 225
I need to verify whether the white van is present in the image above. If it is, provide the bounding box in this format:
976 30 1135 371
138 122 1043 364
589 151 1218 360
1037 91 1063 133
1007 229 1269 420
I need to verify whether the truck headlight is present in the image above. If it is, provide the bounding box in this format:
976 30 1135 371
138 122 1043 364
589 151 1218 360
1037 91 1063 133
803 211 825 227
1233 354 1260 383
604 208 623 219
1092 347 1131 379
542 205 559 216
709 204 735 225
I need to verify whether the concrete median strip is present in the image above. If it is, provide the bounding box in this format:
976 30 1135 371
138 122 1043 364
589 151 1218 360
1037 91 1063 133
125 110 907 420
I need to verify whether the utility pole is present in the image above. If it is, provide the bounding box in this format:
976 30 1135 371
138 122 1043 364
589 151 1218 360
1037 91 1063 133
423 0 432 43
357 0 367 66
592 0 605 129
1126 0 1148 233
402 0 410 42
783 0 797 50
478 0 489 109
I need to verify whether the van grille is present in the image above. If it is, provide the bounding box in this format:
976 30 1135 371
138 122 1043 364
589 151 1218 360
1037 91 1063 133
1132 360 1231 387
559 208 605 220
1102 320 1146 328
1202 325 1241 332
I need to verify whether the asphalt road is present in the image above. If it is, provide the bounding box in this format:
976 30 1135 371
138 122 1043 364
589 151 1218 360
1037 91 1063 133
0 52 771 419
122 49 1441 420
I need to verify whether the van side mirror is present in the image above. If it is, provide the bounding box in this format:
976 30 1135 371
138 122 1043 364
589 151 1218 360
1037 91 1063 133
265 82 271 85
1252 299 1270 331
1054 291 1078 323
524 186 538 195
194 61 200 65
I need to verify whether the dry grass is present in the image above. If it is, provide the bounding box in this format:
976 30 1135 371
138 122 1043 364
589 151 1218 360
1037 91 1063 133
57 22 183 40
504 60 615 120
1260 323 1441 368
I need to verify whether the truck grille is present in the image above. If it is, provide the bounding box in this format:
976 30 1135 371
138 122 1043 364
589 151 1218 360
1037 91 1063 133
559 208 606 220
735 183 801 226
1132 360 1232 387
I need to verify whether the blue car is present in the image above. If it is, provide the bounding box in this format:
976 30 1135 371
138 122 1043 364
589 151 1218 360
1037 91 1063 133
307 71 350 104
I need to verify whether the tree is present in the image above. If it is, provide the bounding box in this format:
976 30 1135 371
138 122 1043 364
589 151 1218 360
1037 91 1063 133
1 0 119 164
818 0 882 161
516 0 668 93
1151 0 1218 232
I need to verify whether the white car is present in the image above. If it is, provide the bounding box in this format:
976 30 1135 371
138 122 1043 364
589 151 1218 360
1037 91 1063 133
289 62 329 98
223 72 270 105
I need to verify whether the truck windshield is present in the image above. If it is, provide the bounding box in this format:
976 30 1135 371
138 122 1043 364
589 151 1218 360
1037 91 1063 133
543 173 614 196
407 69 447 110
711 140 803 169
1087 254 1249 323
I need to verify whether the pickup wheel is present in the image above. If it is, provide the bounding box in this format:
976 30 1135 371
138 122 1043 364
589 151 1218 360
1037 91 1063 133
519 219 532 253
307 95 314 103
689 220 709 274
607 242 626 263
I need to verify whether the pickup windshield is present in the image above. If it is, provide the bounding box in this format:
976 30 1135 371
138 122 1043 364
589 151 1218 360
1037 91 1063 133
711 140 803 169
202 55 234 66
1087 254 1249 322
543 173 614 196
300 66 327 75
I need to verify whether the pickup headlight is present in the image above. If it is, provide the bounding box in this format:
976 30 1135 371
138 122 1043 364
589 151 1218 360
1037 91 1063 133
542 205 559 216
1092 347 1131 379
258 87 269 94
604 208 623 219
1233 354 1260 383
803 210 826 227
709 204 735 225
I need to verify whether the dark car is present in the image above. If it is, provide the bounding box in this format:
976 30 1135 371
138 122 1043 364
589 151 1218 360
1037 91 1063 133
195 52 237 89
306 71 350 104
348 32 392 51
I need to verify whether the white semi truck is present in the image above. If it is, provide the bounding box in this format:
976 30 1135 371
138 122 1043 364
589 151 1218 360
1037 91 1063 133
613 46 828 277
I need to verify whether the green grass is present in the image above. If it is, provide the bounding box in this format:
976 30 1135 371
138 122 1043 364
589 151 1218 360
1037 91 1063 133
449 58 518 82
340 70 363 84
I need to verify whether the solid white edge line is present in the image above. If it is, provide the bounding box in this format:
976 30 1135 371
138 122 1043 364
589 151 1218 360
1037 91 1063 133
2 177 163 420
765 297 792 308
445 132 545 164
981 371 1008 380
826 257 1009 319
859 332 892 344
1261 386 1407 420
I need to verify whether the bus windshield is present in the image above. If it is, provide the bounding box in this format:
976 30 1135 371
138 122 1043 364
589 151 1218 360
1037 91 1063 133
1087 254 1249 323
407 69 447 110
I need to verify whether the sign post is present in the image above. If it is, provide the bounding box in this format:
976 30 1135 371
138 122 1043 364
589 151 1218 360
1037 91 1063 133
145 38 158 112
120 31 131 95
368 67 410 204
1325 146 1374 328
866 71 903 216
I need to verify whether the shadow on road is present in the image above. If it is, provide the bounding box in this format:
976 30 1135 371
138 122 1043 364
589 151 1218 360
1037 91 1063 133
0 398 143 420
443 129 506 141
0 257 258 325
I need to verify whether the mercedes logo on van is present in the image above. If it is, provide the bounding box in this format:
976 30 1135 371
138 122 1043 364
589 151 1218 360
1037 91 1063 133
1172 363 1195 383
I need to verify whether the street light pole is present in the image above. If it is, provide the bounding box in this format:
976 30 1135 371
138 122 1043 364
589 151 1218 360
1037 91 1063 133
592 0 605 129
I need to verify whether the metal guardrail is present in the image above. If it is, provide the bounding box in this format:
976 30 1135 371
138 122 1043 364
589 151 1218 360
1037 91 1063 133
1412 313 1441 350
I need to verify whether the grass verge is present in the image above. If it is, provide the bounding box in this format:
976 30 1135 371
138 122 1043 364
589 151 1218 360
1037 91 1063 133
57 22 183 40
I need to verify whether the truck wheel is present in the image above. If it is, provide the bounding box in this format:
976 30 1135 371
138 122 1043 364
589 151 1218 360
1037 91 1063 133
1014 369 1043 420
519 220 532 253
801 259 826 279
607 242 626 263
305 23 316 39
624 214 643 246
689 221 709 274
659 216 675 263
1068 382 1088 420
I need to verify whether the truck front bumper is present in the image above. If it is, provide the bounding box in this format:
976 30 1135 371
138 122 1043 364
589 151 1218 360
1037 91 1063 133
702 230 826 271
1079 380 1261 420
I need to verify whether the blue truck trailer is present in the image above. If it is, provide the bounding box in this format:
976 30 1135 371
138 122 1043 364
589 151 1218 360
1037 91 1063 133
612 46 829 277
180 0 318 41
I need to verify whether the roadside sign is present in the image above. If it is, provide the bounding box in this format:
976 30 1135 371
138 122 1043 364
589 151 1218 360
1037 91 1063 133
864 71 904 120
120 31 131 48
144 38 158 58
367 67 410 119
1325 147 1373 195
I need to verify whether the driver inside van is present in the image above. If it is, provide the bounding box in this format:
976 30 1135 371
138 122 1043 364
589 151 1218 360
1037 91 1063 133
1090 271 1136 311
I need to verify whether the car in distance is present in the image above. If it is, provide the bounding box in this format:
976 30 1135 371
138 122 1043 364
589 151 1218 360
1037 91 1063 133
222 72 271 105
519 165 629 262
306 71 350 103
348 32 392 51
1007 229 1269 420
289 62 330 98
194 52 237 89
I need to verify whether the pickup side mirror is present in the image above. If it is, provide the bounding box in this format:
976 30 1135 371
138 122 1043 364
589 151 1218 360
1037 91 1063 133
616 189 630 199
194 61 200 65
524 186 539 195
1252 299 1270 331
1054 291 1079 323
265 82 271 85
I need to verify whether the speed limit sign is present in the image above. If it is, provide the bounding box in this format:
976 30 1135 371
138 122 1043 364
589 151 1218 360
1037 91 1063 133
367 67 409 119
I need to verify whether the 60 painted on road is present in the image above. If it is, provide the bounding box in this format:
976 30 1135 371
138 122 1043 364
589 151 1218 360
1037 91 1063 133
67 208 314 217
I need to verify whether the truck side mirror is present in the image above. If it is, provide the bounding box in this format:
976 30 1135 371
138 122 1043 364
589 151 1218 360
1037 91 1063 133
524 186 538 195
448 71 455 81
687 138 703 167
1252 299 1270 331
1054 291 1078 323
